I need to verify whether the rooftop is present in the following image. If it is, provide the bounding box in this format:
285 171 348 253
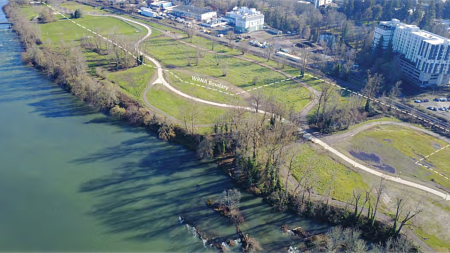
173 5 216 15
226 6 263 17
151 1 171 5
380 19 449 44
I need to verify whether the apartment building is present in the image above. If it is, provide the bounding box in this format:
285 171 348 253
373 19 450 86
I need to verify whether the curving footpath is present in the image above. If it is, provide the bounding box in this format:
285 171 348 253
304 132 450 200
58 10 450 201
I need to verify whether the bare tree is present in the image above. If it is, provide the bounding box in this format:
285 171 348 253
252 76 259 86
186 26 196 43
186 46 192 66
211 31 218 50
386 80 402 107
298 49 311 76
264 42 275 62
221 58 229 76
226 30 235 45
392 195 423 236
240 41 250 55
215 52 221 65
251 89 266 113
362 70 384 112
369 178 385 226
182 99 199 134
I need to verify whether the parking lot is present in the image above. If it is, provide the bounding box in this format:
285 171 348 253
411 97 450 119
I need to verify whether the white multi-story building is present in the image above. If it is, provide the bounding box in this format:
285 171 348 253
373 19 450 86
314 0 332 8
225 7 264 33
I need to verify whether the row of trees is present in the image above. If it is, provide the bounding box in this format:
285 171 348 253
195 90 420 250
6 0 198 149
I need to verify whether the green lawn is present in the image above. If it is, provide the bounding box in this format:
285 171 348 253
147 83 228 125
166 70 241 105
59 1 107 14
108 65 154 99
19 5 42 20
143 36 295 89
143 35 311 111
414 228 450 252
291 143 368 202
41 15 144 43
337 125 450 190
259 80 311 112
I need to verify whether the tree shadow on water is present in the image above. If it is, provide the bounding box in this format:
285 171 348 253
75 136 236 246
28 96 98 118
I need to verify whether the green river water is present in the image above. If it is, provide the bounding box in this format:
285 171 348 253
0 3 328 251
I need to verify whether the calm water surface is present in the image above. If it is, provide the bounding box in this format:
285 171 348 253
0 3 328 251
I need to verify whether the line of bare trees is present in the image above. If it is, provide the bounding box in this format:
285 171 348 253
6 0 202 149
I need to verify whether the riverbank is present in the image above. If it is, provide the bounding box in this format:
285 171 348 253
3 1 429 251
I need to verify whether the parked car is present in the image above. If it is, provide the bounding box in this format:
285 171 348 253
414 100 421 103
434 98 440 101
440 97 448 101
424 99 429 102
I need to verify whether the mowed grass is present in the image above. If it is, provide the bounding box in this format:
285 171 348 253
144 36 289 88
144 35 311 111
20 5 43 20
338 125 450 189
291 143 368 202
59 1 107 14
41 15 144 43
258 80 311 112
166 70 242 105
108 65 155 99
147 83 228 125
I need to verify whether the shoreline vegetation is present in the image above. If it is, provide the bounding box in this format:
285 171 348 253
3 1 425 252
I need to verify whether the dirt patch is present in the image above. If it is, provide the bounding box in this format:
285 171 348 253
349 151 396 173
349 151 381 163
432 143 442 150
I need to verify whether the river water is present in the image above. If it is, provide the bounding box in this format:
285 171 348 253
0 2 328 252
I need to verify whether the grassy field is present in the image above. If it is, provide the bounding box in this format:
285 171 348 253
40 15 144 43
143 36 290 88
108 65 154 99
147 83 229 125
59 1 107 14
291 143 368 202
336 125 450 189
259 80 311 112
166 70 242 105
143 34 311 111
20 5 43 20
415 228 450 252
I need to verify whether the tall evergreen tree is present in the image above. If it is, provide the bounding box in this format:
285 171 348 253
413 0 424 23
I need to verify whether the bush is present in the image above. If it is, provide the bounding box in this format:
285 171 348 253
110 105 126 119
